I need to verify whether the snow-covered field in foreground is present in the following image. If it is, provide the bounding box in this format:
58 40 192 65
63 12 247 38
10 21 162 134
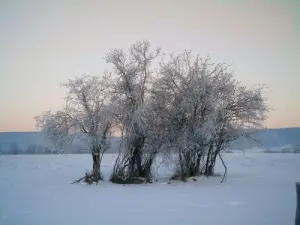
0 153 299 225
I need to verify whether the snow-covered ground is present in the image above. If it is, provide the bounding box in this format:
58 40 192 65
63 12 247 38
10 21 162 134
0 153 299 225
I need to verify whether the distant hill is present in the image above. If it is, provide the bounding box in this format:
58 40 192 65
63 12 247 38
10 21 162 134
0 132 121 154
0 132 43 150
231 127 300 149
253 127 300 147
0 127 299 154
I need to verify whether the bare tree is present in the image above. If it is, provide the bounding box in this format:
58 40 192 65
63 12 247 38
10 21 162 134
36 110 75 154
36 74 115 183
34 40 269 185
106 40 161 183
152 51 268 181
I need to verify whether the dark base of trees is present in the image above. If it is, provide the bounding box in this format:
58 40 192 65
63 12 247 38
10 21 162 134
170 165 220 182
110 175 152 184
170 168 201 182
71 171 103 185
170 164 203 182
170 173 217 183
109 150 155 184
170 174 188 182
84 171 104 184
170 151 227 183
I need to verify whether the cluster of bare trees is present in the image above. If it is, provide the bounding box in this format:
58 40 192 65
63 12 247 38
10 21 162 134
35 40 268 184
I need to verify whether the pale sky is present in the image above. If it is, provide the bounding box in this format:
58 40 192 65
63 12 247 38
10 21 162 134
0 0 299 132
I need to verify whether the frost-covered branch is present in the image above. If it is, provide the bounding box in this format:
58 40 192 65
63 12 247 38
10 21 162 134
36 74 115 183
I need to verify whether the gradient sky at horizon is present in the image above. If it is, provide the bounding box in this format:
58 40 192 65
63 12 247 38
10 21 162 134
0 0 299 132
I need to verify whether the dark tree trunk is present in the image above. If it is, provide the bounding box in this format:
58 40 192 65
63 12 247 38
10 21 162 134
129 151 136 177
128 135 145 178
141 154 155 179
178 148 185 178
206 164 214 176
193 151 203 176
209 152 218 175
135 151 142 175
204 143 213 176
207 151 218 176
195 153 201 169
92 152 101 181
83 152 102 184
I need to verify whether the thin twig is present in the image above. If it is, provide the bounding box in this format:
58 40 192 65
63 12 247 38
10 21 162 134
71 176 85 184
218 153 227 183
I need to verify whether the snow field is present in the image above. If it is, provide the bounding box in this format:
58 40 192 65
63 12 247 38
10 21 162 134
0 153 299 225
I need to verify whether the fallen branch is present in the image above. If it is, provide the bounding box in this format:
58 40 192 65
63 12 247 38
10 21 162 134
71 176 85 184
218 153 227 183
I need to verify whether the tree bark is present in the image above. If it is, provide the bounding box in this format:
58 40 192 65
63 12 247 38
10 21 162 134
135 136 145 175
141 155 155 179
128 136 145 178
135 151 142 175
92 152 101 181
195 152 202 173
296 182 300 225
204 143 213 176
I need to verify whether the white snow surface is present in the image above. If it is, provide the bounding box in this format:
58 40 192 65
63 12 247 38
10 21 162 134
0 153 299 225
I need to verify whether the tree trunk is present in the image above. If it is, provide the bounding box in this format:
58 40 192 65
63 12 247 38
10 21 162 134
135 151 142 175
135 136 145 175
209 152 218 175
296 182 300 225
128 136 145 178
92 152 101 181
129 153 136 177
141 155 155 179
204 143 213 176
194 151 203 176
